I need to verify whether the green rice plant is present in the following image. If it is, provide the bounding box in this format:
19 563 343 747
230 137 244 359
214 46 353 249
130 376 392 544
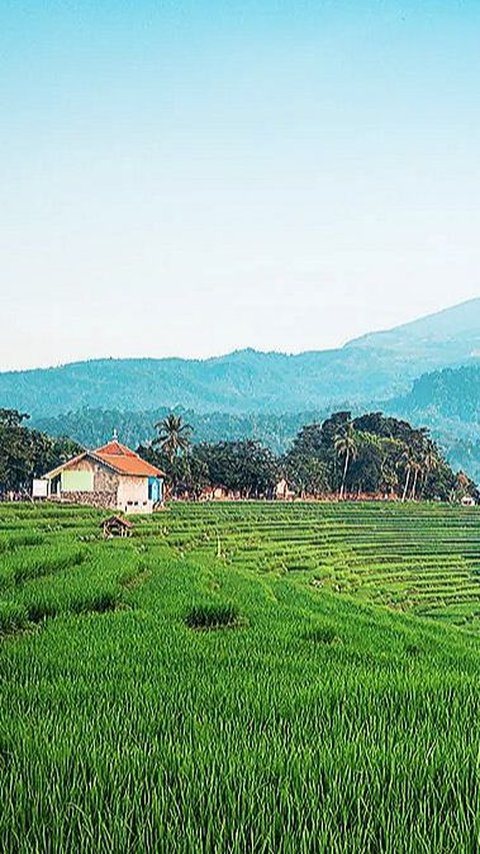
0 601 29 634
2 501 480 851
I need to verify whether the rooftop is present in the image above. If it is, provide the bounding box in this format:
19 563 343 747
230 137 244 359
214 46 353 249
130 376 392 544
93 440 165 477
44 439 165 479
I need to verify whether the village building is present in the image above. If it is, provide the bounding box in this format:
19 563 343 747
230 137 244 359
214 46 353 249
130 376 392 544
199 485 230 501
274 478 295 501
34 440 165 514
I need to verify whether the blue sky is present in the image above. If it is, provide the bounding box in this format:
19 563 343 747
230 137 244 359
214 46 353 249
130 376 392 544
1 1 479 368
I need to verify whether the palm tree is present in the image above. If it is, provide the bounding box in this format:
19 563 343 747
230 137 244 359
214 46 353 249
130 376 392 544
420 445 439 498
400 445 415 502
154 414 192 463
409 459 422 501
334 424 358 500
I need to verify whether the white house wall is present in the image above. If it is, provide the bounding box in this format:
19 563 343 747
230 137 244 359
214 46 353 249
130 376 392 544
116 476 152 514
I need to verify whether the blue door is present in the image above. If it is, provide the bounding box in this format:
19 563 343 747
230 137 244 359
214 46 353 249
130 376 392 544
148 477 162 503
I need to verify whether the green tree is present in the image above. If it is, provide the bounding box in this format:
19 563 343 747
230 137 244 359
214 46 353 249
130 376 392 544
419 443 440 498
284 454 329 497
0 410 82 493
153 414 192 463
334 422 358 499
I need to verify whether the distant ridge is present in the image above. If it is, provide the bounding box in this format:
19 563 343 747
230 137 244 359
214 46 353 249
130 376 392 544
346 297 480 352
0 298 479 418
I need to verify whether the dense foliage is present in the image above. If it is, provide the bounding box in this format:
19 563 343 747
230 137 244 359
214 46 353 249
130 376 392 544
0 409 81 494
385 363 480 481
395 364 480 420
0 404 473 502
33 406 325 455
139 411 474 501
283 411 475 500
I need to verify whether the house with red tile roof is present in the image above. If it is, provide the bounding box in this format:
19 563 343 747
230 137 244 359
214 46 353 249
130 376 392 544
38 439 165 514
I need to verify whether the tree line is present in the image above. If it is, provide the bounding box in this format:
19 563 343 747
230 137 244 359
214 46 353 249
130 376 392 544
0 406 475 502
0 409 80 495
138 411 476 502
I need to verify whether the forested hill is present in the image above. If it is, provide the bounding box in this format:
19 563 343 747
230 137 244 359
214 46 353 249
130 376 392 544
385 364 480 481
2 298 480 417
0 351 357 416
32 408 326 456
392 364 480 421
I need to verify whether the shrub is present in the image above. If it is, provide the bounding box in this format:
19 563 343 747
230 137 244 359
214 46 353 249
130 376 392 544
304 625 339 645
405 642 423 658
72 590 120 614
0 602 29 635
185 602 241 630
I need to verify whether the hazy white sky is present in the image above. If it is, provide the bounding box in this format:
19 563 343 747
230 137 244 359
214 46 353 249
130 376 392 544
1 1 480 369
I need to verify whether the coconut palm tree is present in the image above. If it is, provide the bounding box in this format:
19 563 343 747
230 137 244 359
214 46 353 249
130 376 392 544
154 414 192 463
409 459 423 501
334 423 358 500
400 443 425 502
400 445 414 502
419 445 439 498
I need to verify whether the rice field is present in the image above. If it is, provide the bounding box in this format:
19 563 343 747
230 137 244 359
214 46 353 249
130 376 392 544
1 500 480 852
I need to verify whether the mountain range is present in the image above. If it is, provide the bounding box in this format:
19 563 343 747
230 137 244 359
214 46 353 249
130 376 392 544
2 298 480 416
2 297 480 476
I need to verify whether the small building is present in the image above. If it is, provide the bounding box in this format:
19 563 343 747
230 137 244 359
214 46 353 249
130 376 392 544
275 478 295 501
32 478 49 499
39 440 165 514
199 485 230 501
461 495 476 507
101 515 133 538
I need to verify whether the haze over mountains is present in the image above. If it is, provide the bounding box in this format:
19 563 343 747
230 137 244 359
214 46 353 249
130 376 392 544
2 298 480 417
2 297 480 476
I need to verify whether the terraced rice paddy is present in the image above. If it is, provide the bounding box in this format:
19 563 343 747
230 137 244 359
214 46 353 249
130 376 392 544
156 501 480 628
2 500 480 852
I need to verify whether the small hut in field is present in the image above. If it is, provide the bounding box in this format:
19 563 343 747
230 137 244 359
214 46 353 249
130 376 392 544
101 515 134 538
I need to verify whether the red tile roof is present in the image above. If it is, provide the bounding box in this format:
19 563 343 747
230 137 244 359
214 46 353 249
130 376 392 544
95 441 137 458
43 441 165 480
93 441 165 478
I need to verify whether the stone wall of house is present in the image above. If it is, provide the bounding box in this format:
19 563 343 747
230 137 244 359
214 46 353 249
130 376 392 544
52 491 117 510
58 458 119 509
52 458 156 514
93 464 119 494
62 457 119 494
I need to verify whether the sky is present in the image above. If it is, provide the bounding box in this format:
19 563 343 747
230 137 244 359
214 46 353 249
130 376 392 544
1 0 480 370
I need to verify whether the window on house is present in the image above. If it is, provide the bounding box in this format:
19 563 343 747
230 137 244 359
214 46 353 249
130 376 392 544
61 470 94 492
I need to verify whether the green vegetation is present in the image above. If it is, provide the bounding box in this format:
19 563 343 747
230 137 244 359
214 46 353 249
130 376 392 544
0 408 80 494
2 500 480 851
185 601 242 630
33 405 325 455
388 363 480 481
154 412 193 461
1 404 473 506
140 411 474 502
